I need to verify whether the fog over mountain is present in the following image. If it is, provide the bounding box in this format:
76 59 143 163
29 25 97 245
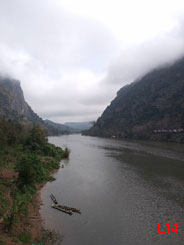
0 0 184 123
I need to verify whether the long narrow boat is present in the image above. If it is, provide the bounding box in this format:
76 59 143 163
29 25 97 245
59 205 81 214
50 194 81 215
51 204 73 215
50 194 58 204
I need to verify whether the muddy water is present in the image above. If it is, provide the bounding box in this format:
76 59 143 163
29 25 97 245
40 134 184 245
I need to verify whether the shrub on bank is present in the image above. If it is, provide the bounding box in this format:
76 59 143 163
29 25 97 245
15 154 44 188
63 147 70 158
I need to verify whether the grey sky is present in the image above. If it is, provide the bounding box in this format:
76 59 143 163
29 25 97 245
0 0 184 122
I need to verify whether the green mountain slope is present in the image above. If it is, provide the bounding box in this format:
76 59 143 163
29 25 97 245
85 58 184 143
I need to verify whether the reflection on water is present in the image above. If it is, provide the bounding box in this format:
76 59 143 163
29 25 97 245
40 135 184 245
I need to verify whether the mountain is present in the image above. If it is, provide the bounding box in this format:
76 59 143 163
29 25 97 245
0 76 42 123
84 57 184 143
0 76 64 136
44 119 78 134
64 121 94 131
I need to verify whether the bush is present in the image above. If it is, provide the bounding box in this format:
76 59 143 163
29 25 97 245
63 147 70 158
25 126 47 151
18 231 32 243
3 212 15 231
15 154 44 188
43 143 57 157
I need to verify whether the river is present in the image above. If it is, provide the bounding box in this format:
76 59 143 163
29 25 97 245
40 134 184 245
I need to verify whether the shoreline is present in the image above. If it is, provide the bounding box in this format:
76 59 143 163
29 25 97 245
29 166 63 244
0 158 65 244
0 177 52 244
0 124 68 244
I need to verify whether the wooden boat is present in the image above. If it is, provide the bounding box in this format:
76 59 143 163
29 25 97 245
52 204 73 215
50 193 81 215
50 194 58 204
59 205 81 214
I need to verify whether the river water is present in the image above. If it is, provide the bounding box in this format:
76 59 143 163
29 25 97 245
40 134 184 245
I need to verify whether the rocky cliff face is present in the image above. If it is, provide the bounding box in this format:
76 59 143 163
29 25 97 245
0 76 42 122
0 76 72 136
85 57 184 143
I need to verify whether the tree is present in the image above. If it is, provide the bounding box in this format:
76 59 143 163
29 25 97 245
16 154 43 188
25 125 47 151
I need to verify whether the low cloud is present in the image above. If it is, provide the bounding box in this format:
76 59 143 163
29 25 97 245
105 29 184 86
0 0 184 122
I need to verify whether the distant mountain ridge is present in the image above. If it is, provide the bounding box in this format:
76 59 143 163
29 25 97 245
44 119 78 134
64 121 94 131
84 57 184 143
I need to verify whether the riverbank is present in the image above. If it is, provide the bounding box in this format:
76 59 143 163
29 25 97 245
0 171 43 244
0 154 67 244
0 123 69 244
0 171 62 244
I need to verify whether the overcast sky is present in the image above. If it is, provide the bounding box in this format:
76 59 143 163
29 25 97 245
0 0 184 123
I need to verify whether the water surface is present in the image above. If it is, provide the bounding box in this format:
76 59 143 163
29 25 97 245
40 135 184 245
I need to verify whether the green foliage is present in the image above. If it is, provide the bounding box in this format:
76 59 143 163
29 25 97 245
3 212 16 232
0 79 68 242
25 126 48 151
43 143 64 159
18 231 32 243
0 117 66 241
2 188 33 231
15 154 43 188
15 148 64 189
0 186 10 218
0 241 6 245
13 190 33 214
63 147 70 158
0 118 22 147
11 124 65 189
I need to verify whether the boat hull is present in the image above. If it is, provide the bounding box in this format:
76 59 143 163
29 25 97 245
52 204 73 215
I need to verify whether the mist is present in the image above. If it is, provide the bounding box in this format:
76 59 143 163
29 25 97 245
0 0 184 122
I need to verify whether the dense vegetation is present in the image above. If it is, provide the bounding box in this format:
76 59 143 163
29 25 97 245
0 117 68 244
84 57 184 143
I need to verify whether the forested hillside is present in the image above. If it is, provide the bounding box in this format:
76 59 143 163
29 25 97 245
85 57 184 143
